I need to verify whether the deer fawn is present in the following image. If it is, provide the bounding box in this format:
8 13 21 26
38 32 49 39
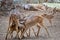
5 14 19 40
20 15 49 39
42 7 56 27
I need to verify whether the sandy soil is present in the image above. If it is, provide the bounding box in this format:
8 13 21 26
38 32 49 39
0 9 60 40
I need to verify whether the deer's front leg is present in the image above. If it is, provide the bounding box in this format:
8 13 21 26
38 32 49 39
36 24 41 36
26 28 30 37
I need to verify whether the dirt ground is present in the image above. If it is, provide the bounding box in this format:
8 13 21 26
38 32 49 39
0 9 60 40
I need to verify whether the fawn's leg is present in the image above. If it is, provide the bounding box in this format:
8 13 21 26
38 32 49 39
32 28 37 37
40 22 49 36
5 28 10 40
20 27 29 39
26 28 30 37
36 23 41 36
49 19 52 27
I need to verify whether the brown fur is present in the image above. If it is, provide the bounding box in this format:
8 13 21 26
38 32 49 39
5 14 19 40
20 15 49 39
42 14 54 27
41 7 56 27
20 7 56 36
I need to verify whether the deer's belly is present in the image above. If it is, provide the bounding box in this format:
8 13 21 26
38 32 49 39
26 21 37 27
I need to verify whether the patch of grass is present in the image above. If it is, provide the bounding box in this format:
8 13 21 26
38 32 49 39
44 3 60 8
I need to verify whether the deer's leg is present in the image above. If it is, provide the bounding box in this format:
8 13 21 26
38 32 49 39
15 21 19 38
26 28 30 37
28 28 30 37
40 22 49 36
20 28 25 39
26 31 28 37
36 23 41 36
9 30 13 39
5 28 13 40
32 24 41 37
32 28 37 37
20 27 29 39
15 30 20 39
9 16 12 26
16 27 19 39
49 19 52 27
5 28 10 40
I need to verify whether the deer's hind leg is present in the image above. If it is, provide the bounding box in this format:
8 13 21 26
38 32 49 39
36 23 41 36
32 28 37 37
15 27 20 39
32 23 41 37
49 19 52 27
39 22 49 36
5 28 13 40
26 28 31 37
5 28 10 40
